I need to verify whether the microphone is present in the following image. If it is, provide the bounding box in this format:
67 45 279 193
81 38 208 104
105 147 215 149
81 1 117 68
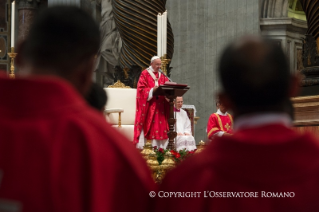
159 69 173 82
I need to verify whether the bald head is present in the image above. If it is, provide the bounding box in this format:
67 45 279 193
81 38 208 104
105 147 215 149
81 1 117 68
219 36 290 111
175 96 183 109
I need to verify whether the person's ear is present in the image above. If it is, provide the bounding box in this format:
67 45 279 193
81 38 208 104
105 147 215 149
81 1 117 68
288 74 301 98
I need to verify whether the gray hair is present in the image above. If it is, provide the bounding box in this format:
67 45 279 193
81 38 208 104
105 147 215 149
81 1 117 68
151 56 161 63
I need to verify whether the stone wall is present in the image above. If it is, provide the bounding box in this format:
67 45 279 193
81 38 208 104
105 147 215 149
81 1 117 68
260 0 307 74
166 0 260 142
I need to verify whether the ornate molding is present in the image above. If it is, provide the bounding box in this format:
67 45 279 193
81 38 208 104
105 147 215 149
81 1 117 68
114 65 142 88
292 95 319 103
301 79 319 87
302 35 319 66
300 66 319 86
260 0 289 18
107 80 131 88
292 95 319 126
301 66 319 76
300 0 319 38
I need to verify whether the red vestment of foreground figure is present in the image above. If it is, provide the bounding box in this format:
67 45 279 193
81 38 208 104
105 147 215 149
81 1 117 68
133 69 169 144
0 74 156 212
155 123 319 212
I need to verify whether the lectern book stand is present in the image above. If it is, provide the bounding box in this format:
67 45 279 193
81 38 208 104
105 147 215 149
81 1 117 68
153 82 190 150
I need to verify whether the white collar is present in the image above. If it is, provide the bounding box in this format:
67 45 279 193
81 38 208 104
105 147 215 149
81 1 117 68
234 113 292 132
147 66 161 86
148 66 158 73
216 109 228 116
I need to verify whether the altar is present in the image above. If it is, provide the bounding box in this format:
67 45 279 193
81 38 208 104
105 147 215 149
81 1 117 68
292 95 319 136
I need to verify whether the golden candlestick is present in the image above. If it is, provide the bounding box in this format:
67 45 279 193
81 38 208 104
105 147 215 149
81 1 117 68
157 151 175 182
141 139 153 160
161 54 171 76
7 47 17 79
146 151 160 183
196 140 206 153
194 116 200 125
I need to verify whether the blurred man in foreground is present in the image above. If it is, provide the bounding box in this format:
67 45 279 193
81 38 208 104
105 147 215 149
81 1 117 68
155 36 319 211
85 82 107 113
0 6 155 212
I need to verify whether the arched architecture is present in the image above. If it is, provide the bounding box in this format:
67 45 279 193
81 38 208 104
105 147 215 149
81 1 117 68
260 0 307 73
288 0 306 21
260 0 289 18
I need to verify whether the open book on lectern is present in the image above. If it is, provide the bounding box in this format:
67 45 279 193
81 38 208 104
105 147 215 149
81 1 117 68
162 81 189 87
153 82 190 97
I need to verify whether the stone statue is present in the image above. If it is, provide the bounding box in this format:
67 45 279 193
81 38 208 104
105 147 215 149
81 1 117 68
95 0 122 87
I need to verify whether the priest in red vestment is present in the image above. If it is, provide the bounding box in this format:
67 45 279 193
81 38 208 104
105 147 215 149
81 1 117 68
0 7 156 212
207 101 233 139
155 36 319 211
134 56 170 149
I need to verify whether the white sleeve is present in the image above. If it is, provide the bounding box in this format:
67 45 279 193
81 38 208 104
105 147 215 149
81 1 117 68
147 88 153 101
214 131 225 137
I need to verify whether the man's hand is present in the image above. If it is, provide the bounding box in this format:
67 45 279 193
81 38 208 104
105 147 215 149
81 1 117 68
177 132 183 136
165 97 169 102
184 132 191 136
153 86 159 94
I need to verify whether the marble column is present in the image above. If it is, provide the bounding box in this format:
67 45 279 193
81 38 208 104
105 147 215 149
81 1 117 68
17 0 39 42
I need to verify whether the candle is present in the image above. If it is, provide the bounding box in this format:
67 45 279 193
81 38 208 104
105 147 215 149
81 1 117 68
163 11 167 56
11 1 15 48
161 13 164 57
157 14 162 57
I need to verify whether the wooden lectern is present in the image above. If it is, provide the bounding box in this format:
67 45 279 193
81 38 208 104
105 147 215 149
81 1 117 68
153 82 190 150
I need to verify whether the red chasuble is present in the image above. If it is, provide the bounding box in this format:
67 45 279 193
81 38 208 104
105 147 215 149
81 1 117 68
133 69 169 144
207 113 233 139
0 74 156 212
155 124 319 212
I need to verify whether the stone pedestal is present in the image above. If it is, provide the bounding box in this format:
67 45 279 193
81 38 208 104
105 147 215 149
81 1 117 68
292 95 319 136
260 17 307 74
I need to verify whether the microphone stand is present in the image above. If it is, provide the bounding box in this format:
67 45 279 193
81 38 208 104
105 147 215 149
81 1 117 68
159 69 173 82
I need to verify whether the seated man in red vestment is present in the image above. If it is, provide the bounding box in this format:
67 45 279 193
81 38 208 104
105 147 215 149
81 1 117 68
207 100 233 139
155 36 319 211
134 56 170 149
0 6 155 212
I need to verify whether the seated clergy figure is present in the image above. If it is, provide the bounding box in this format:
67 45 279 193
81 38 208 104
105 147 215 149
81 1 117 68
206 100 233 139
174 96 197 151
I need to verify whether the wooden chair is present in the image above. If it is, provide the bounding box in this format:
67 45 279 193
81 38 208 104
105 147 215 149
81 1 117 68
182 105 199 137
